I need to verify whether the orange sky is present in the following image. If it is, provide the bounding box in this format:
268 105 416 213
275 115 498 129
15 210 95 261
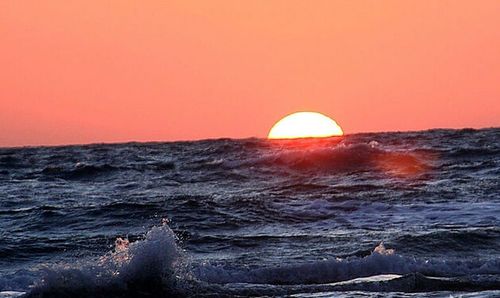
1 1 499 146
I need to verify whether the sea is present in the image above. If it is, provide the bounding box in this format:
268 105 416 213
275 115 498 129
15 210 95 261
0 128 499 297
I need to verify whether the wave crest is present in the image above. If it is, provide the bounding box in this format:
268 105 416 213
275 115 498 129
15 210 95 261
26 223 190 297
253 142 434 177
195 242 500 285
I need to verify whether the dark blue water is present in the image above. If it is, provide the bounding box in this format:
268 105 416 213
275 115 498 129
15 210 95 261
1 128 499 297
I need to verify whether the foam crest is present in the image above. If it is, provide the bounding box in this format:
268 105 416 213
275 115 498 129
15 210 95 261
195 243 500 285
14 234 500 296
27 222 189 297
115 222 183 286
0 270 34 294
0 291 25 298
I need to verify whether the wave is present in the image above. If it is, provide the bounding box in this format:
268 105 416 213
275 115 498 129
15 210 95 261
211 274 500 296
448 147 500 159
19 224 500 297
24 223 191 297
248 142 435 177
392 228 500 254
195 243 500 285
40 163 118 180
0 155 24 169
131 161 176 171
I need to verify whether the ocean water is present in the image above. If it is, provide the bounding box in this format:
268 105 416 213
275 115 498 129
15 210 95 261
0 128 499 297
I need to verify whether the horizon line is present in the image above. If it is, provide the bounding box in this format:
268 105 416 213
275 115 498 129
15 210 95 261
1 126 498 150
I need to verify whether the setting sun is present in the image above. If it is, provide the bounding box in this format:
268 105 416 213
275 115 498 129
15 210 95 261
268 112 344 139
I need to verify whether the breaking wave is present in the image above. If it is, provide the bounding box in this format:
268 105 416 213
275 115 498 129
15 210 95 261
25 223 191 297
19 224 500 297
195 243 499 285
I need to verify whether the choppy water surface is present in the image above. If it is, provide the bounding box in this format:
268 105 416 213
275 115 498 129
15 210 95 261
0 128 499 297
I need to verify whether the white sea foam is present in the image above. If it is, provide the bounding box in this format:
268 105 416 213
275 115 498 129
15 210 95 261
28 222 189 296
13 226 500 296
0 291 25 298
194 242 500 285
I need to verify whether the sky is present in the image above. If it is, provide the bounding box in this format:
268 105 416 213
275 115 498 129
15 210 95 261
1 1 499 146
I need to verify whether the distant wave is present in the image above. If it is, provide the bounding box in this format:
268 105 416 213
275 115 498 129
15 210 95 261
41 163 118 180
245 142 436 177
34 161 172 180
0 155 24 169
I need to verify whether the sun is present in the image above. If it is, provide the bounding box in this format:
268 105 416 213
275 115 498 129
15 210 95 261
268 112 343 139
